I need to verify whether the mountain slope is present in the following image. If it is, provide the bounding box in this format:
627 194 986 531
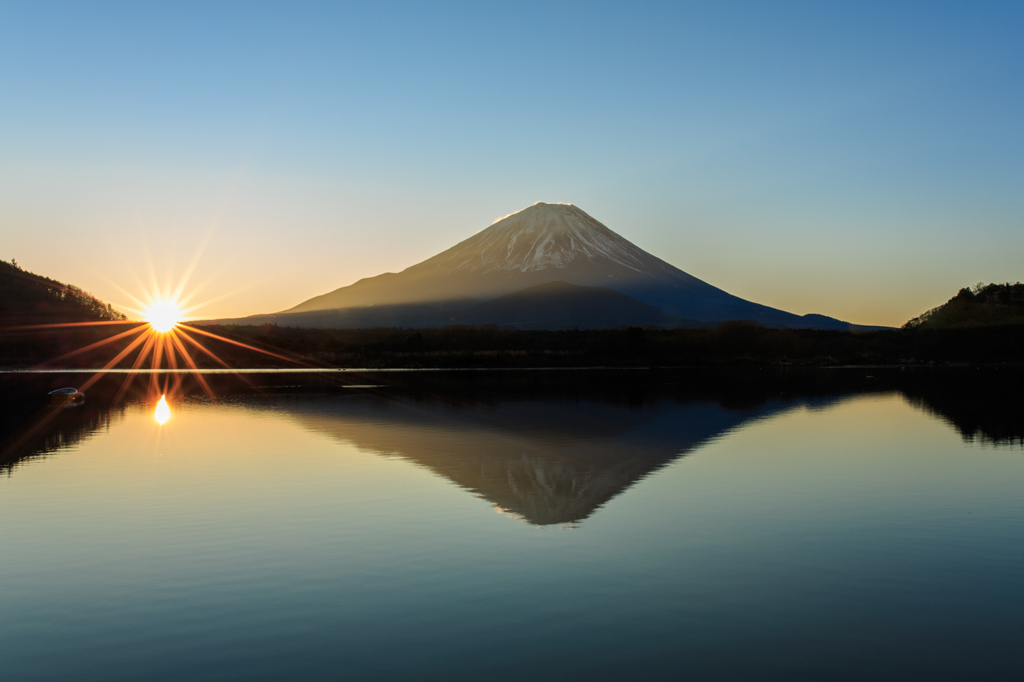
455 281 690 330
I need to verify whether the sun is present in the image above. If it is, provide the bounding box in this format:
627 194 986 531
144 300 181 333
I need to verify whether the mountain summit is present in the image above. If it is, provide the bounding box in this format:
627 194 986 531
252 202 870 330
416 202 680 277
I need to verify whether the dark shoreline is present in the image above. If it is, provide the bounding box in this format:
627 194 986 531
3 321 1024 370
3 362 1024 373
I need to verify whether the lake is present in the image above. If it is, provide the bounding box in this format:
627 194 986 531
1 368 1022 681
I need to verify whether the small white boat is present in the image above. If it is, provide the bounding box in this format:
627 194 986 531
49 387 85 403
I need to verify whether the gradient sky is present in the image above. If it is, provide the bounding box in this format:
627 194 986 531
1 1 1021 326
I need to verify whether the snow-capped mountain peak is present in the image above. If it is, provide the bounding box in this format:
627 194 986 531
431 202 652 274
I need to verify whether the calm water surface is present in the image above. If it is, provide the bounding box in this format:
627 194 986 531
1 370 1022 681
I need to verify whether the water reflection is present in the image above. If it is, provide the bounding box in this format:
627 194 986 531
1 368 1021 681
282 394 820 525
0 375 127 475
154 395 170 425
2 368 1021 488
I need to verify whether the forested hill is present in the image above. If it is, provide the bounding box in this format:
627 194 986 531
905 283 1024 329
0 259 126 325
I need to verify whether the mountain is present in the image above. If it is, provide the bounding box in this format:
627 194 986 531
225 202 877 330
0 259 126 326
904 283 1024 329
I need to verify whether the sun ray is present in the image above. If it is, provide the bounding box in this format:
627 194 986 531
140 234 163 303
149 330 166 395
121 333 159 395
90 268 153 314
175 328 262 391
110 333 161 403
113 371 141 406
32 324 149 368
167 331 215 398
0 320 139 332
130 333 159 370
175 327 235 370
118 306 149 320
163 250 177 303
163 334 184 397
170 225 216 304
178 324 315 366
78 327 155 394
178 280 254 317
166 336 180 396
174 252 242 311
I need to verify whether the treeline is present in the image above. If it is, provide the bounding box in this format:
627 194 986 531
180 321 1024 368
0 259 127 325
905 282 1024 329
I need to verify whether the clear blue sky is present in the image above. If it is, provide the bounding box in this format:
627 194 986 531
1 1 1021 325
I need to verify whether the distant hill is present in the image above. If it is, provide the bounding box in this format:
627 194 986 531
0 259 126 326
215 202 883 331
905 283 1024 329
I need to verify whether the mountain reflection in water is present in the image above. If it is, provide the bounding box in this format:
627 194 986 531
281 394 821 525
3 369 1021 523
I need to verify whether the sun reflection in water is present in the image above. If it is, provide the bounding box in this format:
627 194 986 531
154 395 171 425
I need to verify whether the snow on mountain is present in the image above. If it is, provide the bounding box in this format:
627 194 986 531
441 202 653 273
424 203 710 291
